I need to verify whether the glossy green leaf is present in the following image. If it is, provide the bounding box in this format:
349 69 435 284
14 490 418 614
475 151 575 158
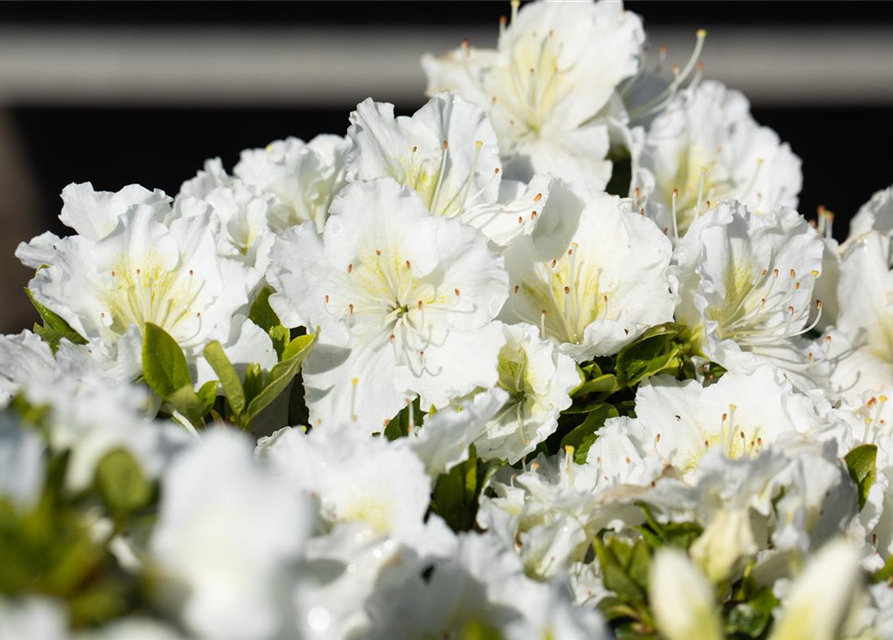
244 333 317 422
561 404 619 464
25 287 87 350
203 340 246 416
846 443 878 510
142 323 191 398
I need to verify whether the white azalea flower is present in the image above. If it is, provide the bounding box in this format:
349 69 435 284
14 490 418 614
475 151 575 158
267 178 508 427
769 540 863 640
149 428 313 640
0 330 59 406
673 199 827 386
472 322 579 463
234 134 350 232
479 451 598 579
649 548 723 640
501 190 674 360
422 0 644 190
406 387 509 476
830 231 893 404
366 532 608 640
848 184 893 258
16 183 272 383
23 372 187 493
177 158 277 277
348 93 586 250
348 93 501 218
638 80 802 239
580 416 666 495
258 423 454 558
631 368 846 482
0 413 45 511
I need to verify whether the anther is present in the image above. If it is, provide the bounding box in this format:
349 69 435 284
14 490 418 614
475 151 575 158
534 193 543 202
347 263 353 274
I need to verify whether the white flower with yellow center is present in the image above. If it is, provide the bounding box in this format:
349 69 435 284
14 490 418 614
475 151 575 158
267 178 509 428
632 368 842 482
348 93 585 250
17 183 272 382
673 200 826 385
474 322 579 463
177 158 277 277
258 423 455 559
150 429 313 640
422 0 644 190
235 134 350 232
501 190 674 361
637 81 802 239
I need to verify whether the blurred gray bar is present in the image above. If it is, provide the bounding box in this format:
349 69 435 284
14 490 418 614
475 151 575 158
0 27 891 105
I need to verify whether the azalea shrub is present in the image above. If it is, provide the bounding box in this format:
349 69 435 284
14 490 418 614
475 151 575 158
3 2 893 639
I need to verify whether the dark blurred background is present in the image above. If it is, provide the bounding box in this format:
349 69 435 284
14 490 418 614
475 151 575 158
1 2 892 332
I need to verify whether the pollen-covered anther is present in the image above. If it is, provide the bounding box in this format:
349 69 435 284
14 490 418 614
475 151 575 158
530 210 538 220
405 260 411 269
454 288 461 296
347 263 353 274
533 192 543 202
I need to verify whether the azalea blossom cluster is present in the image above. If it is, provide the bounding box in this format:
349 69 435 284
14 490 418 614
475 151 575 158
3 2 893 639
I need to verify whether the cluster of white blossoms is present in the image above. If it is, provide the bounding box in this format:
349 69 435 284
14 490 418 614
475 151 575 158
2 2 893 639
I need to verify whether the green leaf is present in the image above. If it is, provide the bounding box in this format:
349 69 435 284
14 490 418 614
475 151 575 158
249 287 289 357
431 445 495 532
725 587 777 638
662 522 704 549
94 449 152 517
243 363 264 406
846 443 878 510
249 286 281 332
571 373 618 398
244 333 317 422
561 404 619 464
626 539 651 590
25 287 88 350
166 380 218 424
203 341 246 416
615 324 683 388
383 397 425 440
593 538 644 603
282 332 317 362
142 323 191 398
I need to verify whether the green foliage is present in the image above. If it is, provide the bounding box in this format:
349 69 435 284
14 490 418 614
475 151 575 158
724 586 777 638
204 340 247 416
25 287 88 352
383 397 425 440
94 449 153 520
244 332 316 423
560 403 619 464
249 286 290 358
550 323 695 460
431 445 502 532
142 323 191 398
0 453 139 627
845 443 878 511
614 323 686 388
203 332 317 429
